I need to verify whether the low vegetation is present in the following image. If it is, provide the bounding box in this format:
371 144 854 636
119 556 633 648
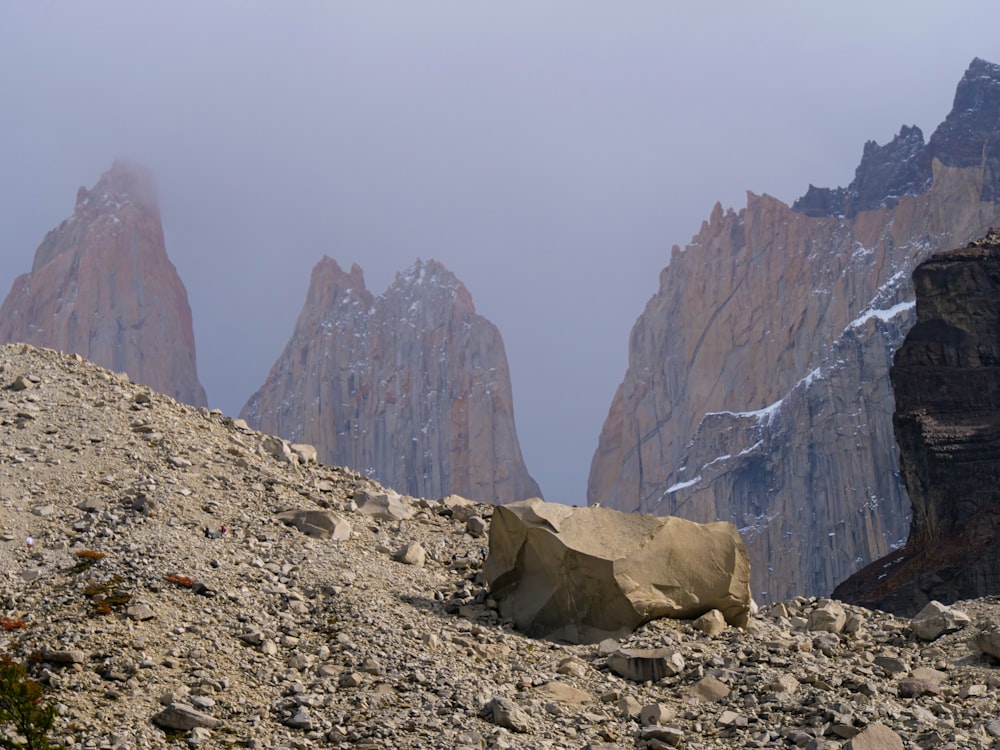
0 653 58 750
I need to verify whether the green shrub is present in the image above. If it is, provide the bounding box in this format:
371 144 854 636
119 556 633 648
0 653 58 749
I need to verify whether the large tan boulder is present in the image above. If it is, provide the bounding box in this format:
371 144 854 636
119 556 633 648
483 498 751 643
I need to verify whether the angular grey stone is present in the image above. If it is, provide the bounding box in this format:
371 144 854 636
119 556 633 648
531 681 593 705
151 702 222 730
809 600 846 633
607 648 684 682
284 706 312 730
442 494 479 523
395 541 426 567
689 675 730 703
873 656 909 676
41 647 86 664
290 443 317 465
276 509 352 540
692 608 727 636
639 726 684 747
639 703 673 726
909 600 970 641
478 696 530 733
354 490 414 521
261 435 297 464
126 603 155 621
973 627 1000 660
465 515 487 538
845 723 903 750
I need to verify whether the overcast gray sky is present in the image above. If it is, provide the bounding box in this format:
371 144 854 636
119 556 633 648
0 2 997 504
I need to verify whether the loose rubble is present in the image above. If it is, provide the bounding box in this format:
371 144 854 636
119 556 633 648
4 344 1000 749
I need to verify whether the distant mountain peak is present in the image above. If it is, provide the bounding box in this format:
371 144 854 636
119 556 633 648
591 60 1000 602
794 57 1000 218
0 161 207 406
242 257 539 504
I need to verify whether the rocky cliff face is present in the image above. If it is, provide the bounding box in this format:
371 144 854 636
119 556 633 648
241 257 540 504
834 232 1000 615
0 161 207 406
589 58 1000 602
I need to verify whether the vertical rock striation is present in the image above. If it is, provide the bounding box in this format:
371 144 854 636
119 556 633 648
834 231 1000 615
241 257 540 504
589 59 1000 602
0 160 207 406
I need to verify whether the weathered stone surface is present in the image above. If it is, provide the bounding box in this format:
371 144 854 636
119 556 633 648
276 509 352 540
590 59 1000 603
973 627 1000 659
909 600 971 641
532 680 593 705
483 498 751 643
41 647 86 665
692 608 727 636
0 161 207 406
354 489 414 521
151 702 222 730
241 257 539 504
606 648 685 683
478 696 530 732
836 234 1000 614
809 600 847 633
689 675 731 703
395 541 426 567
846 723 903 750
897 677 940 698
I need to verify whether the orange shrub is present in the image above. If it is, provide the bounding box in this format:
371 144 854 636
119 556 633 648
73 550 106 561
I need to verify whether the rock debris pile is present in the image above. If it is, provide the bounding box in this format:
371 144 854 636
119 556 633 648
4 344 1000 749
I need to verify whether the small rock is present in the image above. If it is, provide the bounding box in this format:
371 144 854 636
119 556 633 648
873 656 908 676
692 608 727 636
532 681 593 705
985 719 1000 739
395 541 426 567
809 600 846 633
290 443 317 465
975 627 1000 660
846 722 903 750
354 490 414 521
339 671 363 688
284 706 312 730
606 648 684 682
689 674 730 703
910 600 970 641
897 678 940 698
41 647 86 665
478 696 530 733
639 703 673 726
127 603 156 621
465 515 487 538
639 725 684 747
151 703 221 731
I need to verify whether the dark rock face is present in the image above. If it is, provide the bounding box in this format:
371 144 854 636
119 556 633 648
0 161 207 406
241 257 540 504
794 58 1000 218
794 125 931 218
590 59 1000 603
834 231 1000 615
